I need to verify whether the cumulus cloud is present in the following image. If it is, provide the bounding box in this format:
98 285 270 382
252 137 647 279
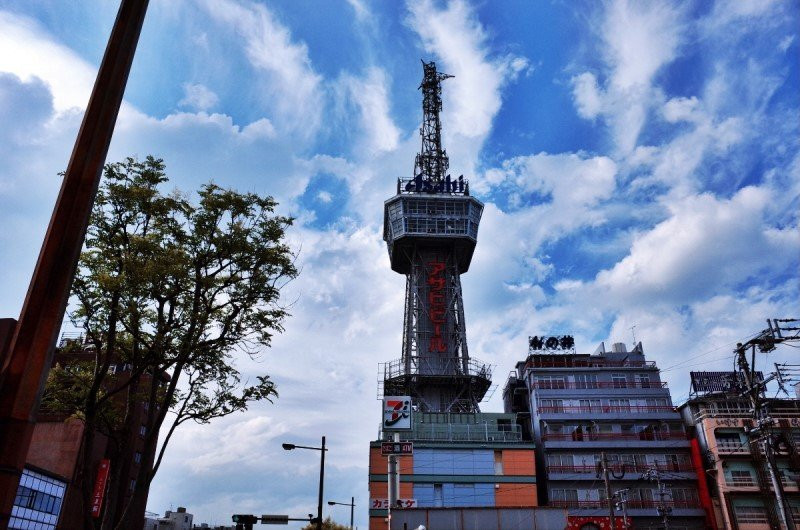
179 82 219 111
333 67 401 153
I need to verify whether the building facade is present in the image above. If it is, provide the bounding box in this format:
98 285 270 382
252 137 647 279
680 372 800 529
504 339 710 529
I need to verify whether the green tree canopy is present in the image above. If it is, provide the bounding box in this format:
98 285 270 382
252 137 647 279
45 156 297 529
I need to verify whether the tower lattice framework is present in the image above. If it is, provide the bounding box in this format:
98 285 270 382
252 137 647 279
382 61 491 413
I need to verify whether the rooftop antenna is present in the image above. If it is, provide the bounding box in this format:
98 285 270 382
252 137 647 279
414 60 453 185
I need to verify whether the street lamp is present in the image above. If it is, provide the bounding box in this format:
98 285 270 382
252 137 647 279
328 497 355 530
282 436 327 530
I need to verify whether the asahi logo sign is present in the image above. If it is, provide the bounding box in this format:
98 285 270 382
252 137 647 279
528 335 575 352
383 396 412 430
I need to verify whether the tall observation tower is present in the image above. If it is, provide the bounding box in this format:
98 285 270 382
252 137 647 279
381 61 491 413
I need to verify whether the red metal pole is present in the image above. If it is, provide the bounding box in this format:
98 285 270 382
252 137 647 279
0 0 149 525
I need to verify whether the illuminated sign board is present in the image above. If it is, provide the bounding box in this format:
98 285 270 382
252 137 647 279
529 335 575 352
381 441 413 456
404 174 465 194
690 371 763 394
427 260 446 353
383 396 412 430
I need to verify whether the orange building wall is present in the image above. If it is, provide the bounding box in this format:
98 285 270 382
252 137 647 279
369 516 386 530
369 481 414 499
27 418 85 480
502 449 536 476
495 483 538 507
369 446 413 474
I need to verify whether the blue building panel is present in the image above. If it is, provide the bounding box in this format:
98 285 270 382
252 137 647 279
413 449 494 475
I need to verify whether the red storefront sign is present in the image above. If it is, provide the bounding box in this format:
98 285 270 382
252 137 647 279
90 459 111 518
427 260 446 352
567 516 629 529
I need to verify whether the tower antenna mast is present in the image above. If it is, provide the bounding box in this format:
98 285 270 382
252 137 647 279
414 60 454 185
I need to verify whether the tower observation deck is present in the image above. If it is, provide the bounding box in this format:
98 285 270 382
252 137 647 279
381 61 491 413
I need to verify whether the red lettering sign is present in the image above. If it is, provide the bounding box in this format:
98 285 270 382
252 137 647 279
426 260 447 352
90 459 111 518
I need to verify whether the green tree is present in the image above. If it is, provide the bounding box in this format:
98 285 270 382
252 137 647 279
300 517 351 530
45 156 297 529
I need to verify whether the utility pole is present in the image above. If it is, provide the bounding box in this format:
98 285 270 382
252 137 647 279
387 432 400 529
613 488 630 529
600 452 617 529
734 320 798 530
641 467 671 530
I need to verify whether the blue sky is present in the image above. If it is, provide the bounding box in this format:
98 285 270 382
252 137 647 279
0 0 798 527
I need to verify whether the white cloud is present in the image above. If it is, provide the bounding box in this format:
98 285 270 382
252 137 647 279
199 0 323 136
179 82 219 111
334 67 401 153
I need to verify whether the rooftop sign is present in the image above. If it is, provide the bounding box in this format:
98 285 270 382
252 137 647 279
529 335 575 353
383 396 412 430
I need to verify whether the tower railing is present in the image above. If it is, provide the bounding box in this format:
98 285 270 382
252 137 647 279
382 357 491 381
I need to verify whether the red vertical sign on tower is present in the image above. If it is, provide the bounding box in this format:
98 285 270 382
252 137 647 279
427 261 446 352
90 459 111 518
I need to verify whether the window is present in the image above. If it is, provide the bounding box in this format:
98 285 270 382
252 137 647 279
134 452 142 464
494 451 503 475
646 398 669 410
578 399 601 413
715 432 743 451
547 454 574 471
612 374 627 388
139 425 147 437
11 469 67 530
635 373 651 388
671 488 698 507
575 374 598 389
539 399 564 413
537 375 566 389
734 505 768 525
609 399 630 412
728 470 754 486
129 479 136 491
550 489 578 504
433 484 443 508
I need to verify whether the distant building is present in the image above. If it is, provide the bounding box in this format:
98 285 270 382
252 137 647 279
144 506 193 530
11 334 167 529
679 371 800 528
504 339 711 529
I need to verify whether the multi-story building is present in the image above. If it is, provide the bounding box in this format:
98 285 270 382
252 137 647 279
679 372 800 529
11 334 165 529
504 339 711 529
368 62 538 530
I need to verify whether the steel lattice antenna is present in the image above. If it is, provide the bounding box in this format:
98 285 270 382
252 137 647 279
414 60 453 184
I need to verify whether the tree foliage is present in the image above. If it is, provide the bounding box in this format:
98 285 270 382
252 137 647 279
45 156 297 529
300 517 351 530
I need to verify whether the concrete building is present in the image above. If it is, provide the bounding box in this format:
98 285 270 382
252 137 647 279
369 61 538 529
144 507 193 530
679 371 800 529
10 334 166 529
504 339 711 529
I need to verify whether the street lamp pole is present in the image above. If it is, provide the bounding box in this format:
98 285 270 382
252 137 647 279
318 436 325 530
328 497 355 530
282 437 327 530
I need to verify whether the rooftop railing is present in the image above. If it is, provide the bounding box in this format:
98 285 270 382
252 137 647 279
527 358 656 369
377 422 523 443
382 356 491 381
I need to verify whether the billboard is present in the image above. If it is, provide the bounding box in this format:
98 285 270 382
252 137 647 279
529 335 575 353
690 371 763 394
383 396 412 430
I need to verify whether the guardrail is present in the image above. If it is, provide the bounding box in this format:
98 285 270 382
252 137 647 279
527 359 656 369
382 357 491 381
547 462 694 474
378 423 523 443
532 381 668 390
538 405 676 414
542 431 687 442
550 500 701 510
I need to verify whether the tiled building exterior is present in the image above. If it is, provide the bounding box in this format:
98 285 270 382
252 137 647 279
504 340 710 529
679 375 800 529
368 412 537 529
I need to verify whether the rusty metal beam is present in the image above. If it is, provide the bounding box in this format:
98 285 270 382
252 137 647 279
0 0 149 525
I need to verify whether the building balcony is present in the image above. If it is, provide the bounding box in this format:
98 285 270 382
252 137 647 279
547 463 695 475
550 500 702 511
531 381 668 390
716 442 750 454
537 405 678 416
541 431 689 449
